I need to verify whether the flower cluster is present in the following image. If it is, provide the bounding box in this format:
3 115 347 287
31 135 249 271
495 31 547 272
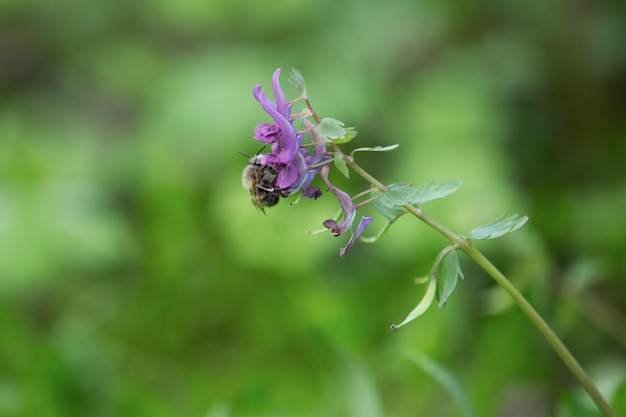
252 69 325 198
248 68 372 256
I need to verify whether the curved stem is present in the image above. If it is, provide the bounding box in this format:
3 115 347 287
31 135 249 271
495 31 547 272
462 245 616 417
340 154 616 417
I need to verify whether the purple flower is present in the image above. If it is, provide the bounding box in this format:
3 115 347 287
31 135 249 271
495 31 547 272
249 68 373 255
339 216 373 257
302 120 327 166
252 69 299 178
321 165 356 236
252 69 329 197
321 166 372 255
253 122 280 144
297 120 328 198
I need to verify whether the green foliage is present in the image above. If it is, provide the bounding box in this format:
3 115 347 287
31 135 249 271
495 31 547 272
410 179 462 205
390 276 437 330
557 392 604 417
340 127 358 143
317 117 357 144
379 179 462 207
436 249 463 308
380 183 420 206
334 152 350 178
288 67 307 97
612 377 626 416
392 246 464 329
468 213 529 240
350 144 400 157
372 191 407 221
405 351 478 417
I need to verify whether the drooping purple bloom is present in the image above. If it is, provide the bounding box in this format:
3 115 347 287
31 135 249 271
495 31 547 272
339 216 373 257
320 165 372 255
321 165 356 236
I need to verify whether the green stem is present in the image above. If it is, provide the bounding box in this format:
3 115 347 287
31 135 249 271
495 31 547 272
462 245 616 417
339 152 616 416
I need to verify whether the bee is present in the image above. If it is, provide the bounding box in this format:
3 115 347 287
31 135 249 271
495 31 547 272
241 157 282 214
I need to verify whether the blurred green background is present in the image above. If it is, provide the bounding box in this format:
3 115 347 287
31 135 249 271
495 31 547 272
1 0 625 416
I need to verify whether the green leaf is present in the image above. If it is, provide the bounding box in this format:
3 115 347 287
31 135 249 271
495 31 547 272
410 179 462 205
436 249 463 307
468 213 529 240
557 392 603 417
613 377 626 417
288 67 306 96
317 118 356 144
317 117 345 138
405 351 478 417
365 192 408 241
345 357 384 417
351 144 399 157
334 153 349 178
380 183 419 207
372 196 407 221
390 277 436 330
334 126 357 144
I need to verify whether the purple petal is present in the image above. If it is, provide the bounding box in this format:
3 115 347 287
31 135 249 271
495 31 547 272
302 184 322 199
253 85 298 166
320 165 355 236
253 84 277 113
253 122 280 143
280 151 308 191
339 216 373 257
275 161 300 189
300 169 323 199
271 68 289 118
303 120 327 166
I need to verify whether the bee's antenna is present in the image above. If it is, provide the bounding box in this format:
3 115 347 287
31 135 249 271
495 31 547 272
238 146 267 161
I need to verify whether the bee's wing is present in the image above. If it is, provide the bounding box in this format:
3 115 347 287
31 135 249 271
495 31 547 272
250 189 267 215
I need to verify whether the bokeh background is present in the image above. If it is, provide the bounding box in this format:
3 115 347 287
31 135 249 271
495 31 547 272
1 0 625 416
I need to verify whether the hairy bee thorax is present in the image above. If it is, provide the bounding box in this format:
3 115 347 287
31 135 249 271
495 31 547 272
241 158 282 214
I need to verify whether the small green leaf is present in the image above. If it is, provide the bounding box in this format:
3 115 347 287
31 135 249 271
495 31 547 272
346 358 384 417
288 67 306 96
410 179 462 205
317 117 345 139
405 351 478 417
351 144 399 157
390 277 436 330
556 392 604 417
612 377 626 417
436 249 463 307
380 183 419 207
372 192 407 221
333 126 357 144
468 213 529 240
334 153 349 178
317 118 356 144
317 117 357 145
